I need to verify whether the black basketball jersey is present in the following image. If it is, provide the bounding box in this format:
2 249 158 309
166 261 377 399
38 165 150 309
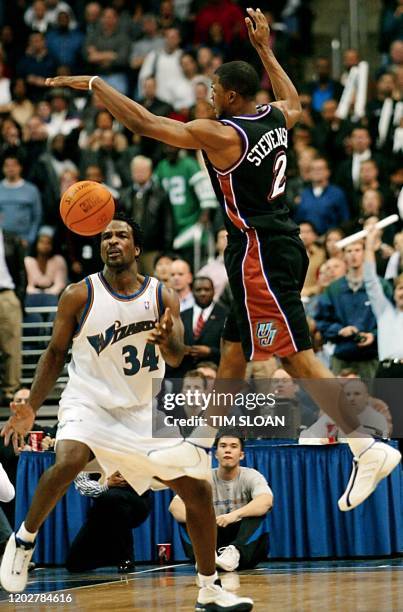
204 105 299 238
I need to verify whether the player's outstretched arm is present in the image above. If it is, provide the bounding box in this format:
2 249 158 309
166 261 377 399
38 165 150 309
44 76 235 155
147 287 185 367
245 7 301 128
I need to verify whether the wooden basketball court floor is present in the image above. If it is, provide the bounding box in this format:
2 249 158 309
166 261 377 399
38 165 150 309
1 558 402 611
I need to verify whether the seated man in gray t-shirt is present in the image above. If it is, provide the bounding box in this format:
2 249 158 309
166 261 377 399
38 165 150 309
169 434 273 571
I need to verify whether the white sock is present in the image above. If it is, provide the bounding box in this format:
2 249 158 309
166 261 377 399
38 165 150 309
198 571 218 588
16 522 37 543
347 430 374 457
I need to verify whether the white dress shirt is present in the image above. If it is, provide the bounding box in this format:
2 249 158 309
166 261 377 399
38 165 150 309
192 302 215 334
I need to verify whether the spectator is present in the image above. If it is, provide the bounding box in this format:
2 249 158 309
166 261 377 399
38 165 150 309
307 56 343 112
83 7 131 94
335 127 374 215
120 155 172 275
197 227 228 301
45 10 84 72
24 0 51 34
165 369 209 436
367 72 398 149
385 230 403 279
0 78 35 129
84 164 119 199
0 154 42 247
28 133 77 228
0 61 11 106
153 252 175 287
365 224 403 444
16 32 56 102
45 89 81 138
0 220 25 401
170 258 194 311
315 240 392 378
270 367 319 429
196 360 218 393
180 275 228 373
194 1 245 47
82 2 102 37
299 378 389 444
364 224 403 367
379 0 403 52
138 27 188 109
155 145 217 265
140 76 174 161
312 99 352 165
169 433 272 572
340 48 360 85
285 147 316 212
21 114 48 172
299 221 326 298
66 471 151 573
295 157 349 236
24 226 67 298
324 227 345 260
80 129 129 191
129 14 165 74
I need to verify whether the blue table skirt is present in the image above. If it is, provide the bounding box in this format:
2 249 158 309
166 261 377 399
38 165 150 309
15 442 403 565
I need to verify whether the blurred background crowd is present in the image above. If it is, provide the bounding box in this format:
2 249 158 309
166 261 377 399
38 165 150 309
0 0 400 421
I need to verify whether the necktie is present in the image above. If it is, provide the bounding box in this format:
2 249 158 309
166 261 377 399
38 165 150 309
194 311 205 339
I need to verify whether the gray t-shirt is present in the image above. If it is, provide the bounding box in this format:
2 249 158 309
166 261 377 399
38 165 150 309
212 467 272 516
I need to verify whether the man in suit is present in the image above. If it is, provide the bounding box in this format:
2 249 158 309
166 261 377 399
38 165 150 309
178 276 228 377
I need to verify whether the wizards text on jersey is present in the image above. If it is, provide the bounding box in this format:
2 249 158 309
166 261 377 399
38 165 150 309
246 127 288 167
87 319 156 355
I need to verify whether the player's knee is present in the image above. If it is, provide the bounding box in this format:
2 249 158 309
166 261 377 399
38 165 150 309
50 458 86 484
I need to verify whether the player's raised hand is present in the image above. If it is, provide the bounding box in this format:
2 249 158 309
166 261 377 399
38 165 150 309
147 307 174 346
45 75 94 91
245 8 270 49
1 400 35 453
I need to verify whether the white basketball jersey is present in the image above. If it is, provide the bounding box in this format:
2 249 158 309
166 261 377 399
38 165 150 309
62 272 165 409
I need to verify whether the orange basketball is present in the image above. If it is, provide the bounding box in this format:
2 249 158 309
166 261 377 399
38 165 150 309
60 181 115 236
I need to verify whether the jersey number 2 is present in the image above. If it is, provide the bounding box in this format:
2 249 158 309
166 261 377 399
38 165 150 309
268 152 287 200
122 344 159 376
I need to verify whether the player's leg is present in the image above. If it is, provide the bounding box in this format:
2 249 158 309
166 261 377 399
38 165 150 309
163 475 253 611
281 349 401 509
0 440 92 592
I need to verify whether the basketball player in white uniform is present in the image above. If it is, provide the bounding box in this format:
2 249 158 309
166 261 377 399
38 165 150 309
0 213 253 611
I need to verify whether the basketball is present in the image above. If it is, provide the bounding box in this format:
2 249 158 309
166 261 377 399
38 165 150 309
60 181 115 236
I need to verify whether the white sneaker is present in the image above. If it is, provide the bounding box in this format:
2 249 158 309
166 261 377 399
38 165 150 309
195 580 253 611
0 533 35 592
338 441 401 511
216 545 240 572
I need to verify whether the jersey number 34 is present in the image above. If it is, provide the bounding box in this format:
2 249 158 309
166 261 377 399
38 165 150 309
122 344 159 376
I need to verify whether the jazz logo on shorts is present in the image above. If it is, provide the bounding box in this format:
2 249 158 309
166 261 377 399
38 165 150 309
256 322 277 346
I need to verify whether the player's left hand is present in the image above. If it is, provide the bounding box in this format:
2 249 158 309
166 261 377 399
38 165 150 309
147 307 174 346
245 8 270 50
357 332 375 347
45 75 94 91
216 511 240 527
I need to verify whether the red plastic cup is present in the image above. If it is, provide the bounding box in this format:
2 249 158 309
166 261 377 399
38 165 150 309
29 431 44 452
326 423 338 444
157 543 171 564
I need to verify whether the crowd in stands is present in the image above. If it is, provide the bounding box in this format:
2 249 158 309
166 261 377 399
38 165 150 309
0 1 400 417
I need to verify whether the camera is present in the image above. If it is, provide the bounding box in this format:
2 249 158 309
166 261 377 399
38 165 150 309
352 332 365 343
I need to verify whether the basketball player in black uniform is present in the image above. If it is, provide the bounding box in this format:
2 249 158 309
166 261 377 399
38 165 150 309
44 5 399 528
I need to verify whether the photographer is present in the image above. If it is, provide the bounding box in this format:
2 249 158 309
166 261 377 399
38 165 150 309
314 240 393 378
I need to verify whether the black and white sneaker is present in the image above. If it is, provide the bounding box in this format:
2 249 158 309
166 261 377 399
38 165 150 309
195 579 253 611
0 533 35 592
